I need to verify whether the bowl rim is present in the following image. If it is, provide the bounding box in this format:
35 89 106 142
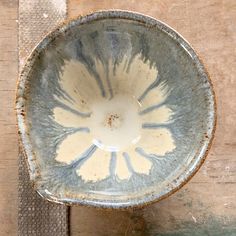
15 9 217 209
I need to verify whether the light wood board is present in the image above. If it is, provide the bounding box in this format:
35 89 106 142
0 1 18 235
68 1 236 235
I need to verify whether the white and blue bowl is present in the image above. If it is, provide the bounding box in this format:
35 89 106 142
16 11 216 208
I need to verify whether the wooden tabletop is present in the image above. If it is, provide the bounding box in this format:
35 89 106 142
0 0 236 235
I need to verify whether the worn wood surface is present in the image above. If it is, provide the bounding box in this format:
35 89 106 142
68 1 236 235
0 0 235 235
0 1 18 235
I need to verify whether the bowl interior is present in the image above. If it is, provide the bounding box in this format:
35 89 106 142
17 11 215 207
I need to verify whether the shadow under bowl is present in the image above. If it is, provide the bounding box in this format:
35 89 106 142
16 10 216 208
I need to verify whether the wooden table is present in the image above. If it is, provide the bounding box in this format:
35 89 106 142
0 0 235 235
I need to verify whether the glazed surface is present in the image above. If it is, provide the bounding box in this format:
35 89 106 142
16 12 215 207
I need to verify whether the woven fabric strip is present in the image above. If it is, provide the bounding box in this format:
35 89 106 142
18 1 69 235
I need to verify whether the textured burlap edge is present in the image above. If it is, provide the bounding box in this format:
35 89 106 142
18 1 70 235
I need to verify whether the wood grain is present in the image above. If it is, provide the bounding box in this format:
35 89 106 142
68 0 236 235
0 1 18 235
0 0 235 235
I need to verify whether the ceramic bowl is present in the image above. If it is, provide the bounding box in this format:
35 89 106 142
16 11 216 208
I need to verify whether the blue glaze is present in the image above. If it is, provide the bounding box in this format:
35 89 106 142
56 100 91 117
123 152 135 174
16 11 216 208
71 144 97 169
139 102 165 115
110 152 117 177
142 123 170 129
135 147 161 160
138 75 161 102
75 39 107 97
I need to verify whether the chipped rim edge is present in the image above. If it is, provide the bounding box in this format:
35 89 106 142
15 10 217 209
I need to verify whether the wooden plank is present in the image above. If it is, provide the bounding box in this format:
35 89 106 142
68 0 236 235
0 1 18 235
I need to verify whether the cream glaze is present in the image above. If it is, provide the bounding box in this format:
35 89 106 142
53 54 176 182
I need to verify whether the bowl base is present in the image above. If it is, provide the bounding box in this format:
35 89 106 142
90 94 142 152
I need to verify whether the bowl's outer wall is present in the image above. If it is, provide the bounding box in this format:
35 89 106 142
16 11 216 208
